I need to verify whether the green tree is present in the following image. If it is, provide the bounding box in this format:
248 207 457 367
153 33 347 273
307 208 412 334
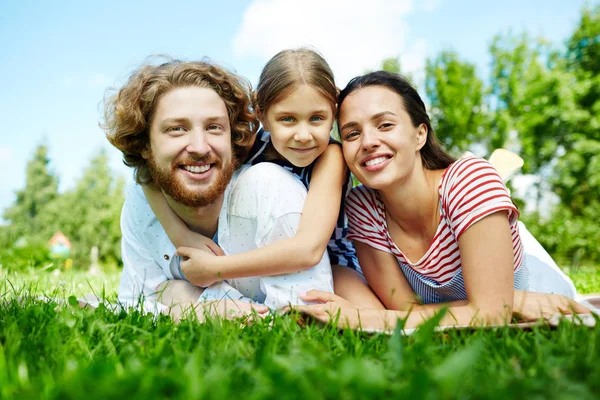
42 149 124 267
488 34 585 208
376 57 415 83
566 2 600 138
425 51 488 156
520 4 600 264
3 143 59 240
539 4 600 263
381 57 401 74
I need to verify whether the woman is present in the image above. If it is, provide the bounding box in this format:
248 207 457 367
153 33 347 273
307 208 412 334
295 71 589 330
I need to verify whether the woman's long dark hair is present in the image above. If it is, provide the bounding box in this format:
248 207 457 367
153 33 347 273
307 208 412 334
337 71 455 170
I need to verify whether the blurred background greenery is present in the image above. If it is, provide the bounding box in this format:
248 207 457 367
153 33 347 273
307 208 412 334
0 4 599 273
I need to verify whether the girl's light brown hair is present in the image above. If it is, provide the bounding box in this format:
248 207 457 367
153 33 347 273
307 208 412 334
102 57 258 184
254 47 337 117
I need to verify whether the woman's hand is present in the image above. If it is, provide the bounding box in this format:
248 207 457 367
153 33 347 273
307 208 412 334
512 291 590 321
177 246 223 287
292 290 367 329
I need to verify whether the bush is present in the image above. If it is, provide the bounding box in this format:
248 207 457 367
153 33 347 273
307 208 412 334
0 239 56 272
521 204 600 266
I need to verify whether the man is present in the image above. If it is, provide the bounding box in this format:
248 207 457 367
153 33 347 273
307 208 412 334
103 59 333 320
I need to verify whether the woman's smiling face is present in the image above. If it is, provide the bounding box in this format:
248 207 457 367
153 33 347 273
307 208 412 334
338 85 426 189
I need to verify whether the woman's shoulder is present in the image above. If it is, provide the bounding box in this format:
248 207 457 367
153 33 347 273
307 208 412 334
445 156 495 178
439 156 517 233
440 156 502 193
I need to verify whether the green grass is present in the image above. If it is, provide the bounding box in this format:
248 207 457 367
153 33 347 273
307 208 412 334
1 267 599 399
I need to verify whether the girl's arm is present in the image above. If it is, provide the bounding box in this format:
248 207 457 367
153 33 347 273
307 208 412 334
142 184 223 255
197 143 346 281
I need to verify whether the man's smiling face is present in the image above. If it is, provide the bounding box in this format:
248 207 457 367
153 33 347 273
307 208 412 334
146 86 235 208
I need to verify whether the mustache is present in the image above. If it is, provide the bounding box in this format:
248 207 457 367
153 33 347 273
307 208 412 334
175 154 219 166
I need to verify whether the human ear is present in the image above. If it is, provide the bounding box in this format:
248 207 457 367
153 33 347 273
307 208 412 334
141 144 151 160
255 106 269 131
416 123 427 151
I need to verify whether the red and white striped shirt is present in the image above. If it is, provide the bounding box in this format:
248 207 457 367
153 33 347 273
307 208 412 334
346 157 524 285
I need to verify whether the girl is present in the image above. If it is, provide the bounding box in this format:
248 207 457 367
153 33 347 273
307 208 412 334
144 48 374 307
294 71 589 329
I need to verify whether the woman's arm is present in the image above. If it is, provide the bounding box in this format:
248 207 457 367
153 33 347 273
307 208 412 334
383 211 515 326
353 241 467 311
188 144 347 281
142 184 222 255
353 241 420 309
297 211 516 329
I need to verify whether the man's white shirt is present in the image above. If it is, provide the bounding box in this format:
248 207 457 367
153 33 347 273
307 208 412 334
118 163 333 313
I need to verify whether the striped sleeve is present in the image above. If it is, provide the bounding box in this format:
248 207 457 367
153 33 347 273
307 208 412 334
443 157 519 240
345 185 393 254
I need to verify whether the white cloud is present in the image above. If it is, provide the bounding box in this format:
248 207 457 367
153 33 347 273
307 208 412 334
0 145 13 163
233 0 427 87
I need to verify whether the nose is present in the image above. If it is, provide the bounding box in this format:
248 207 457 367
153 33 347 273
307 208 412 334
361 127 381 150
293 124 313 144
186 130 211 156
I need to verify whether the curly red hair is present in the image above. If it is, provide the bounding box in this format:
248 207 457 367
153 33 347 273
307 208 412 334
102 58 258 184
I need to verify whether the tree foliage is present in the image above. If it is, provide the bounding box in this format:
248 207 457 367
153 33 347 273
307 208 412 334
3 144 59 240
539 3 600 263
3 145 124 269
425 51 488 156
487 4 600 263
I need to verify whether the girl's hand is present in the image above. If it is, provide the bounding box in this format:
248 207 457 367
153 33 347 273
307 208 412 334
177 246 222 287
292 290 364 329
513 291 590 321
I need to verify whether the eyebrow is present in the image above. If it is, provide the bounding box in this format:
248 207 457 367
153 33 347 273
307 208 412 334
340 111 397 131
159 116 228 127
204 116 228 124
272 108 331 115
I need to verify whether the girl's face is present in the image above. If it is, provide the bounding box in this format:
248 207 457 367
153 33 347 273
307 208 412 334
339 85 426 190
262 84 334 168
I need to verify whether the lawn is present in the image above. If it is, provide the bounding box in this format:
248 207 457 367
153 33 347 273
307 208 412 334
1 266 599 399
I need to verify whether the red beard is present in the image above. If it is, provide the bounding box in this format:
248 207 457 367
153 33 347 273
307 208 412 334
148 154 236 208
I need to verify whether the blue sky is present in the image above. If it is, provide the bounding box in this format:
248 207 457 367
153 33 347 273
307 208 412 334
0 0 592 218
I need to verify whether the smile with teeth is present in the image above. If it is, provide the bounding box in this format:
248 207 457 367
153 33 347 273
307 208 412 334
363 156 390 167
182 164 211 173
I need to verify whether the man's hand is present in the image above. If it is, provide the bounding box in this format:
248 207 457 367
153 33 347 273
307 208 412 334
513 291 590 321
168 299 269 323
192 235 224 256
177 246 222 287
